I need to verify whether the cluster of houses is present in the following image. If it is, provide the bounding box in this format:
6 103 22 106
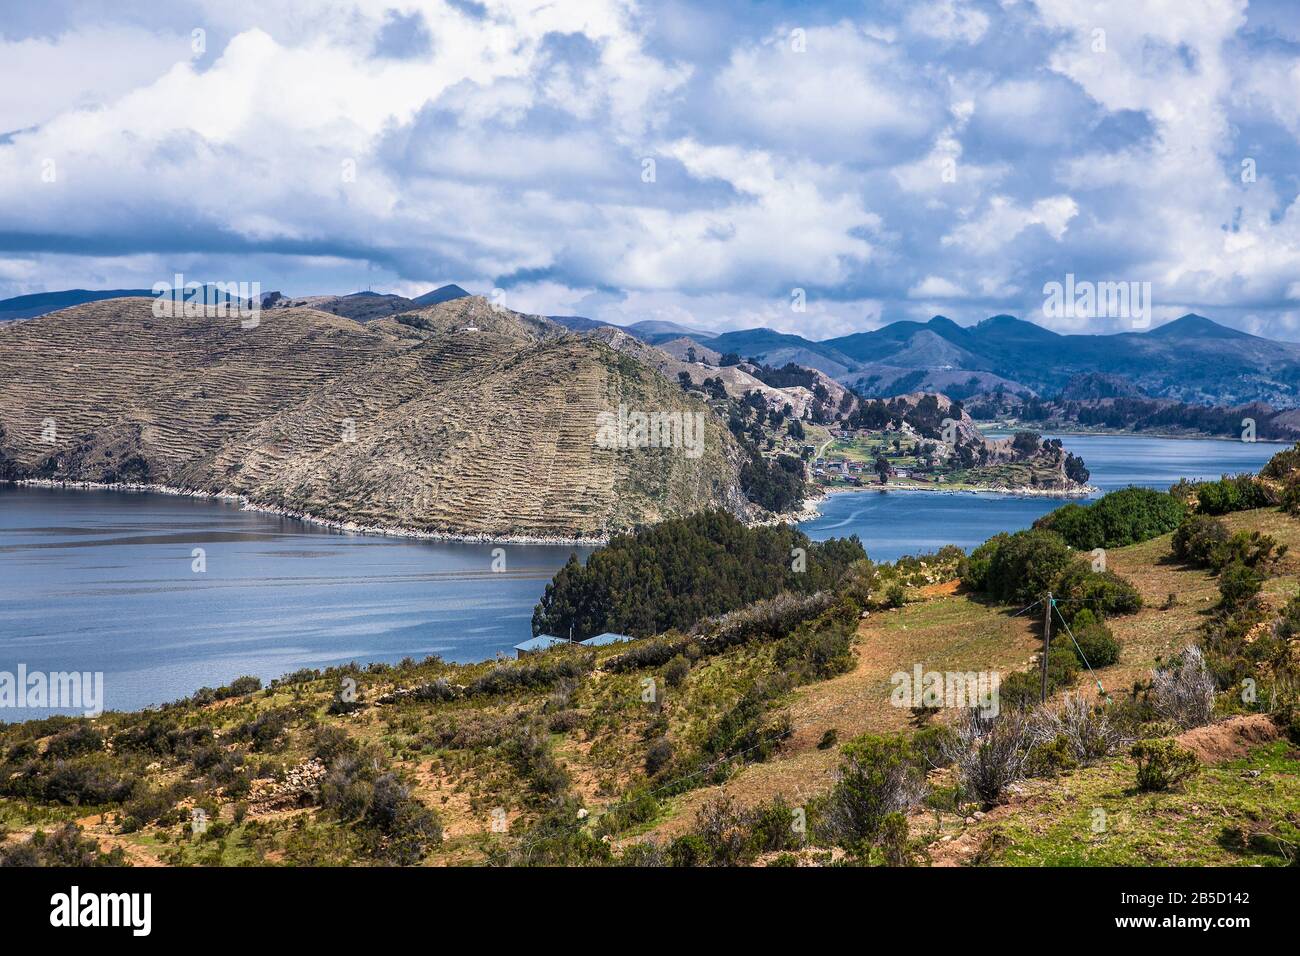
812 456 867 482
512 632 634 659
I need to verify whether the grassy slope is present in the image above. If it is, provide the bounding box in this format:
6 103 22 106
946 739 1297 867
635 507 1300 859
824 434 1069 491
1 509 1296 866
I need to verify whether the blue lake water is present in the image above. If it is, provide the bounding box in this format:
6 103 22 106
798 434 1281 560
0 486 590 718
0 434 1283 717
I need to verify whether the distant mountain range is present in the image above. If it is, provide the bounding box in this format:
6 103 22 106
0 288 156 320
0 284 474 323
6 284 1299 407
536 311 1300 408
621 313 1300 408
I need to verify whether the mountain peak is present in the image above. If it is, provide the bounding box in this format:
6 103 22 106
411 284 471 307
972 314 1061 340
1147 313 1250 339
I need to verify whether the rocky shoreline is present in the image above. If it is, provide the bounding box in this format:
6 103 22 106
11 475 1090 543
813 480 1095 500
10 479 609 546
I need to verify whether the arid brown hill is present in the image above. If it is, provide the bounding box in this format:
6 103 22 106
0 296 751 539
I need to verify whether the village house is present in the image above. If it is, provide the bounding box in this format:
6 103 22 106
513 635 570 659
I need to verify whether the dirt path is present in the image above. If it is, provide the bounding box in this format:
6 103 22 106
639 590 1041 840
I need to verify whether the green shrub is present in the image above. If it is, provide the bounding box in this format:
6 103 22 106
311 725 357 764
999 645 1079 711
1131 739 1199 791
1260 443 1300 482
504 727 570 799
645 738 674 776
1215 531 1286 570
1035 487 1185 549
662 656 690 688
911 724 956 770
1064 609 1121 668
44 725 105 760
772 601 856 682
232 707 295 752
1172 515 1229 567
1054 564 1143 618
1 755 138 806
813 733 927 859
0 823 125 867
962 529 1075 604
1217 561 1264 611
667 834 708 867
1193 475 1272 515
1027 735 1078 777
467 653 592 697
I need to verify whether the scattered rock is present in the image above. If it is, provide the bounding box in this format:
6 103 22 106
248 758 327 813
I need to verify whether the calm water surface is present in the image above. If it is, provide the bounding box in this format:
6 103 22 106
0 434 1282 716
798 434 1280 560
0 487 589 717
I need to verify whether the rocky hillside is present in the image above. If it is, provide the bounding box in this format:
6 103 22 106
846 391 1091 490
0 296 751 539
588 326 855 423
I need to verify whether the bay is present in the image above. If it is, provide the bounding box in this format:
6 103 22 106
798 434 1281 560
0 434 1283 717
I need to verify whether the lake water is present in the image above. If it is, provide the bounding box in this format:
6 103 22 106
0 487 590 718
0 434 1283 717
798 434 1281 560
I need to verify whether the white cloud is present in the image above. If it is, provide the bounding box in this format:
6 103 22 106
0 27 192 132
710 22 947 162
905 0 989 45
1 0 1298 339
909 275 966 298
942 195 1078 253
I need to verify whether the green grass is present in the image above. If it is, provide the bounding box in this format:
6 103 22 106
973 741 1300 866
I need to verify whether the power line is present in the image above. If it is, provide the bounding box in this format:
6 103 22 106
496 595 1097 863
1052 600 1109 699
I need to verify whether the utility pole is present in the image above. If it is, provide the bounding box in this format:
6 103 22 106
1040 592 1052 703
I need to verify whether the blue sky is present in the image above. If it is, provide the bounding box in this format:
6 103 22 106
2 0 1299 340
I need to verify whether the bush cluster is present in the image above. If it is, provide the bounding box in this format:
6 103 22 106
1131 739 1199 791
531 510 864 639
1034 487 1185 550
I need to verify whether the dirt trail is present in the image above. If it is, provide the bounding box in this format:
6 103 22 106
640 592 1040 840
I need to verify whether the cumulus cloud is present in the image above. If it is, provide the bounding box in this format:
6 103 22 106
909 275 966 298
0 0 1297 338
904 0 989 45
942 195 1079 254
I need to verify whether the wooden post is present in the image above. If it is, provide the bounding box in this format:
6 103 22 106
1040 593 1052 704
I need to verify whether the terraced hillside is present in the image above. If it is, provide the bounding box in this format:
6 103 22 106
0 297 411 477
0 296 750 538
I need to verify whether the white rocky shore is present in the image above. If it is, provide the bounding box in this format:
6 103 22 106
793 479 1097 523
13 479 609 546
14 475 1093 543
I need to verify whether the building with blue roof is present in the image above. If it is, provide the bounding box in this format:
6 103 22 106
579 632 634 647
513 634 571 659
